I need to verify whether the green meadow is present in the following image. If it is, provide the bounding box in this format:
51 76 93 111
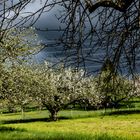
0 109 140 140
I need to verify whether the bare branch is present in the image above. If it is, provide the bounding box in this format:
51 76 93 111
85 0 133 12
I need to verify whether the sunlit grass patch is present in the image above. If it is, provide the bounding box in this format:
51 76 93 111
0 126 130 140
0 110 140 140
0 130 137 140
2 114 140 139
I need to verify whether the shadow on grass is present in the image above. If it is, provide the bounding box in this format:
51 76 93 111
0 116 69 124
0 126 26 132
108 109 140 115
1 109 140 124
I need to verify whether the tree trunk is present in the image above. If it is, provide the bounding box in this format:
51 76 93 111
21 106 25 120
49 110 58 121
7 106 14 113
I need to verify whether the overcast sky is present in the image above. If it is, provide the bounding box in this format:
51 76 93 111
11 0 64 62
0 0 63 62
0 0 105 73
1 0 139 75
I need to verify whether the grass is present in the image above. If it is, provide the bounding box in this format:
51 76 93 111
0 109 140 139
0 126 126 140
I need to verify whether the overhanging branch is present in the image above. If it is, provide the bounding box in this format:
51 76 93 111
85 0 134 13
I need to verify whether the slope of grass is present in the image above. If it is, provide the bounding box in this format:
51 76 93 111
0 126 126 140
0 109 140 140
